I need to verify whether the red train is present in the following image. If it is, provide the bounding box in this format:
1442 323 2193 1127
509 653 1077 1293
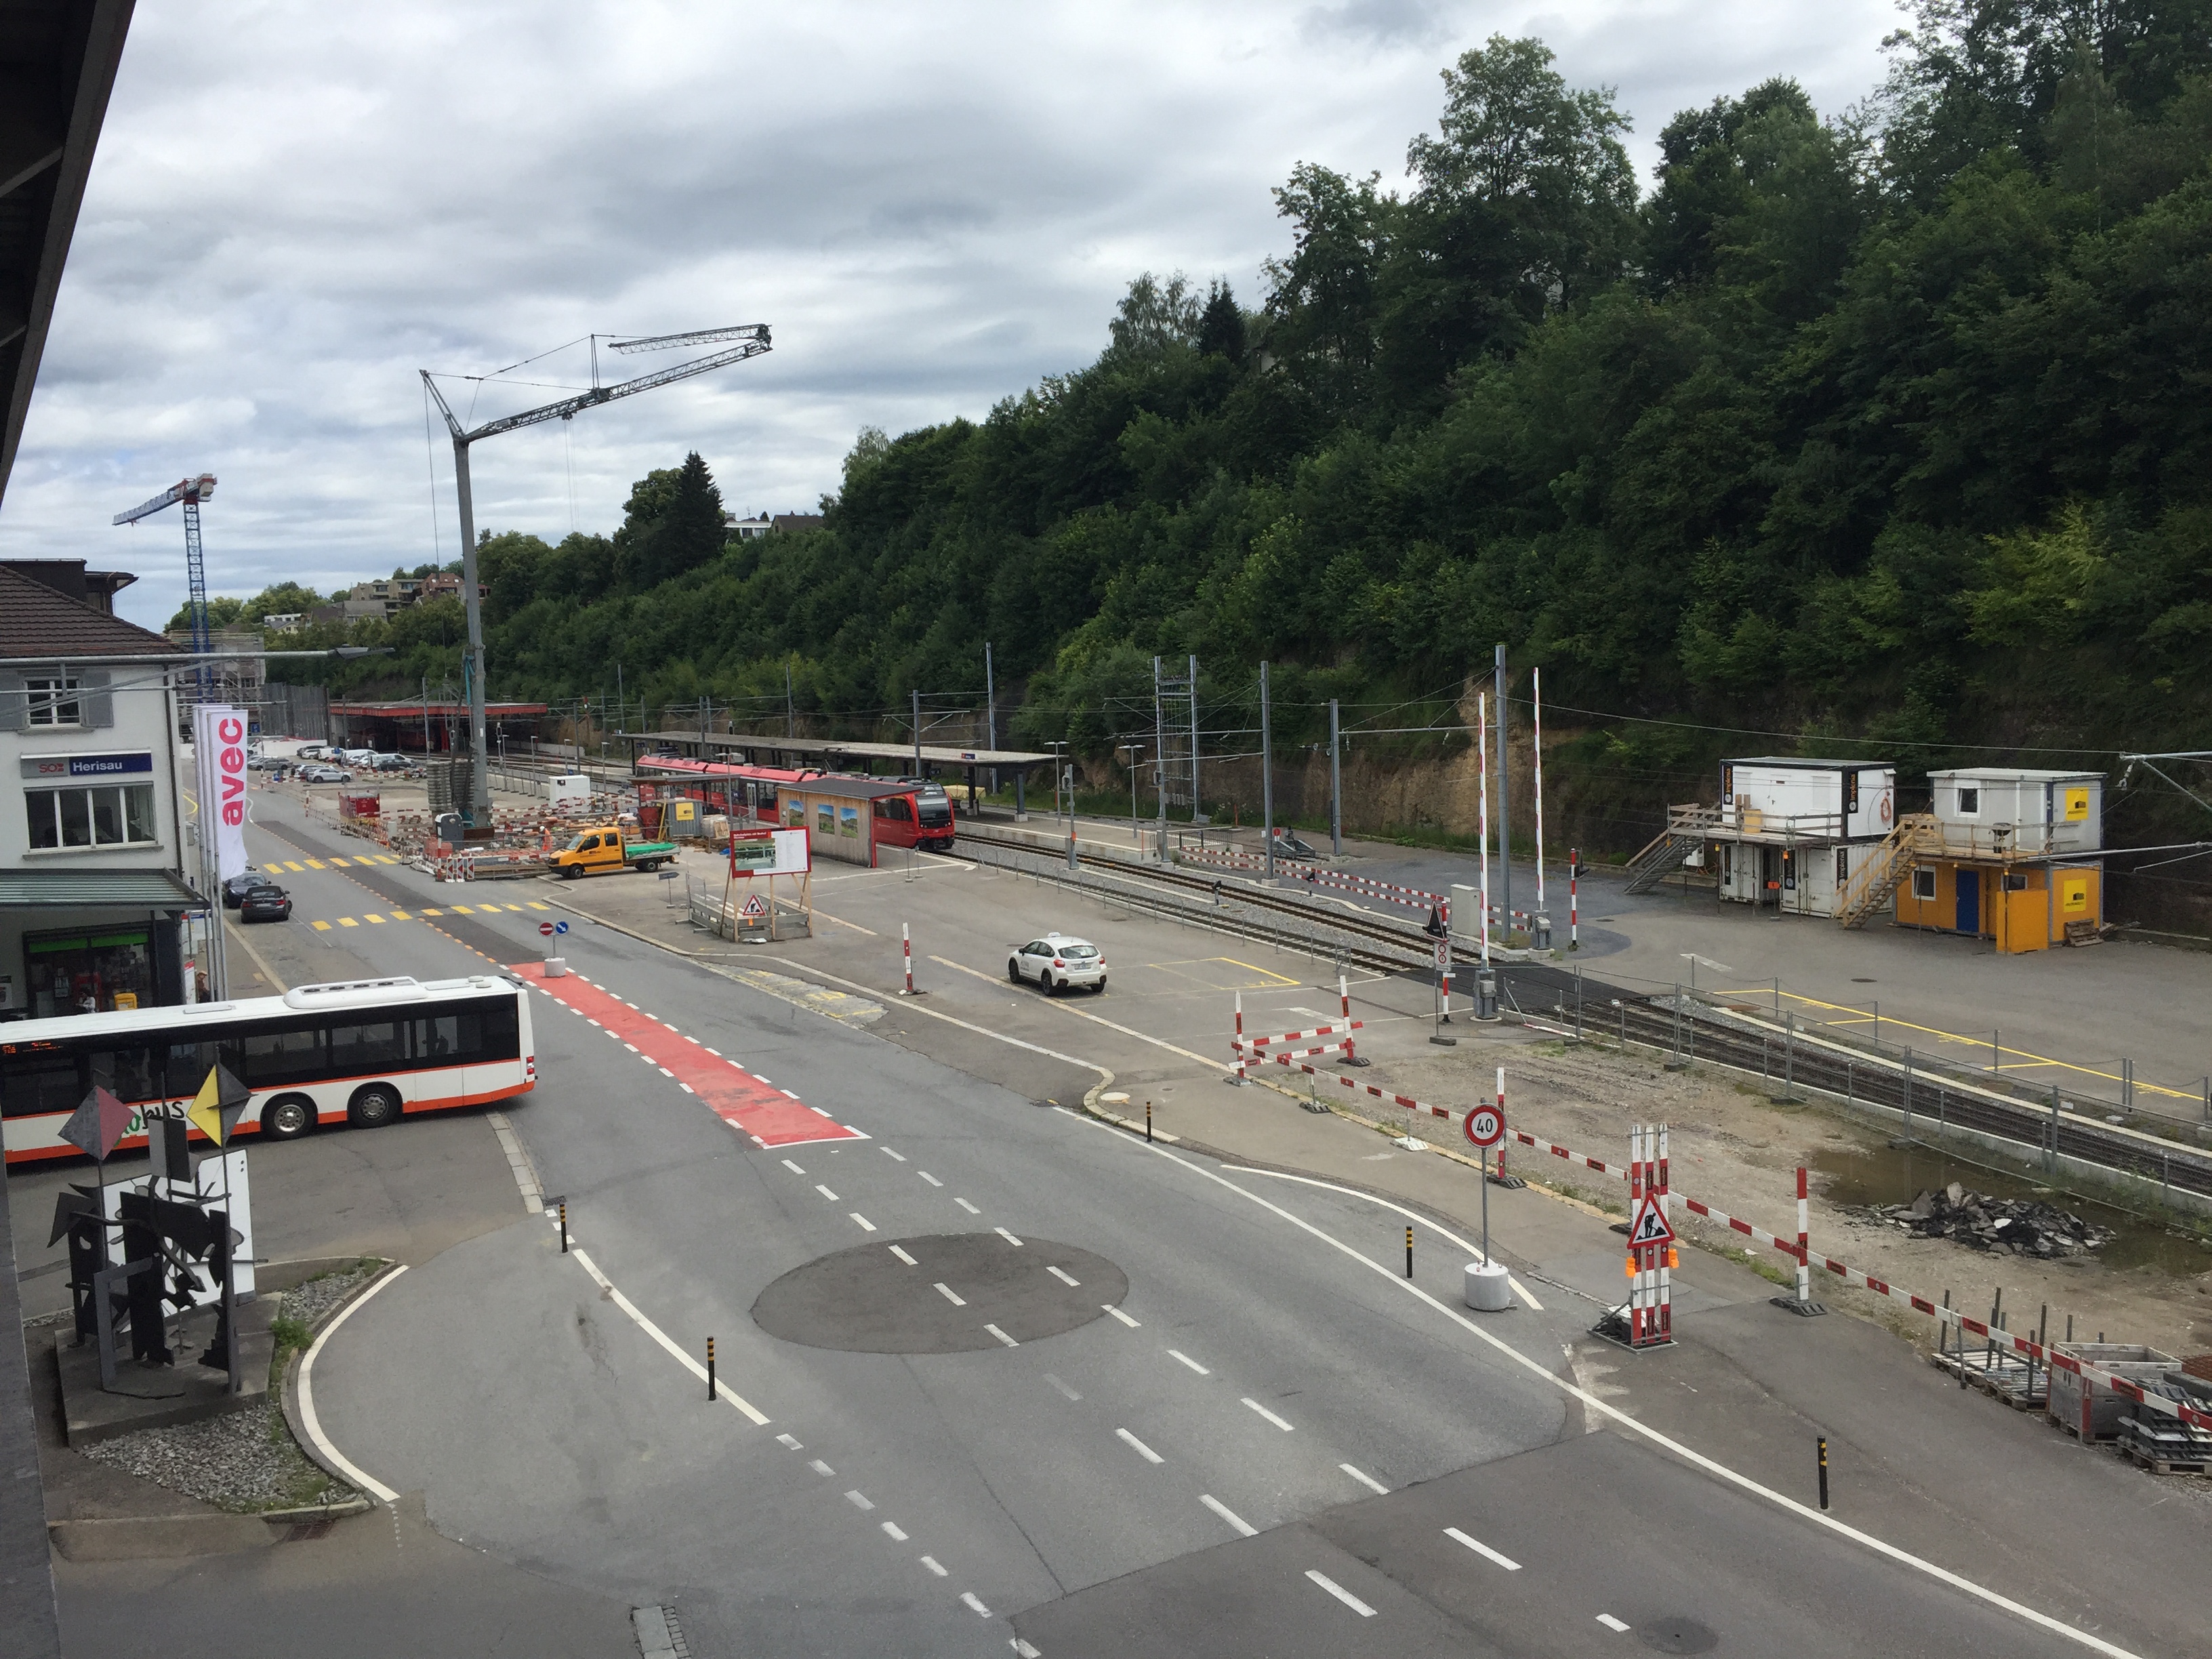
635 755 958 855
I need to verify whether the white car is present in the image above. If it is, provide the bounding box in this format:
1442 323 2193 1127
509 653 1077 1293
1008 933 1106 995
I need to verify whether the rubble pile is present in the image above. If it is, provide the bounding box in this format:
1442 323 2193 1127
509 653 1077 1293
1850 1181 2116 1257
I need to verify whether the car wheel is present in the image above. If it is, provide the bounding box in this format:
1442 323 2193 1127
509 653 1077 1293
1008 958 1023 983
348 1082 403 1128
1094 979 1107 994
260 1096 314 1140
562 864 582 880
1042 972 1057 996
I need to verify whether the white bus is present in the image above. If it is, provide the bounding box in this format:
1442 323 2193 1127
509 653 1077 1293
0 975 535 1166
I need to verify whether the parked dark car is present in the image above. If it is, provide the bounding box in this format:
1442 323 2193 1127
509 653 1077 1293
222 869 268 908
237 884 292 922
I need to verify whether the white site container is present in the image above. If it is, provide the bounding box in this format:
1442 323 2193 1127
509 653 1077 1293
1928 769 2102 856
546 773 595 811
1719 758 1896 842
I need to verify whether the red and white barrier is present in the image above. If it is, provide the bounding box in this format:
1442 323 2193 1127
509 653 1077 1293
1626 1124 1673 1348
901 922 915 996
1229 990 1363 1082
1569 846 1579 949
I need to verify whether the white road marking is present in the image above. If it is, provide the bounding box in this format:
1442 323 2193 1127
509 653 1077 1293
1445 1528 1521 1570
777 1434 802 1450
985 1324 1019 1347
815 1184 840 1201
882 1521 907 1541
882 1147 907 1162
566 1247 770 1425
851 1213 877 1233
657 1066 675 1078
955 1197 981 1214
1222 1166 1544 1309
1095 1133 2150 1659
756 1075 772 1084
846 1490 875 1511
811 1106 835 1118
1200 1494 1257 1536
297 1266 409 1504
1044 1374 1082 1401
1242 1397 1295 1431
782 1159 806 1174
1168 1349 1210 1376
1015 1643 1042 1658
1597 1614 1631 1632
1046 1265 1080 1286
704 1046 721 1055
678 1083 695 1094
809 1459 835 1477
1305 1570 1375 1618
889 1245 918 1266
995 1227 1024 1246
783 1088 801 1099
1105 1305 1139 1328
935 1282 967 1307
962 1592 991 1617
920 1555 947 1576
1340 1463 1389 1495
919 1171 943 1187
586 1019 602 1027
1115 1428 1164 1465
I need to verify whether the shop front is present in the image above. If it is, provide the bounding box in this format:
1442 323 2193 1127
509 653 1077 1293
0 871 199 1023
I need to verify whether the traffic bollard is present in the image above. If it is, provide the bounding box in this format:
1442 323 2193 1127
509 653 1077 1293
1817 1437 1829 1510
559 1200 569 1254
708 1336 717 1401
1405 1226 1414 1279
1145 1100 1153 1143
901 924 918 996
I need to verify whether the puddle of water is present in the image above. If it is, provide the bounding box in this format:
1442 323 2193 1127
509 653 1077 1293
1811 1136 2212 1276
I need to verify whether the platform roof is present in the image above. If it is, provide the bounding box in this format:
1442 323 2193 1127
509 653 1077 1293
622 729 1055 768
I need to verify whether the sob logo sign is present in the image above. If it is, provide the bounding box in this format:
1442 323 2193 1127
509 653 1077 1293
192 705 252 880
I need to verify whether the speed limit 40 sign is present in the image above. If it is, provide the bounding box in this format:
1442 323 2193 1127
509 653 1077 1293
1463 1104 1504 1149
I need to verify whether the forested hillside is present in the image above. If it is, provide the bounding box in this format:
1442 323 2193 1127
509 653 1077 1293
273 3 2212 852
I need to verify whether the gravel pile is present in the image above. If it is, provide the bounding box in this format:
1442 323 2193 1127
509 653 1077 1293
77 1401 353 1512
1848 1181 2114 1257
281 1261 382 1327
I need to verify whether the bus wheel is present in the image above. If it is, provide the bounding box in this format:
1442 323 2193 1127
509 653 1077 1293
348 1083 403 1128
261 1096 315 1140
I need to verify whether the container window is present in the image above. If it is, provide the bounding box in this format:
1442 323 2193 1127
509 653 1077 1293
1911 868 1936 901
1956 787 1980 817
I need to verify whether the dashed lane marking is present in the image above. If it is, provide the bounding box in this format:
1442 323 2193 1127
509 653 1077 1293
1201 1494 1257 1536
1105 1305 1139 1328
1445 1528 1521 1570
1340 1463 1389 1495
935 1282 966 1307
1115 1428 1164 1465
1168 1349 1210 1376
1242 1397 1294 1431
1305 1571 1376 1618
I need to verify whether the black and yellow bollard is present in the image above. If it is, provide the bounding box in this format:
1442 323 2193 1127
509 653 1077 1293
708 1336 718 1401
1816 1436 1829 1510
1405 1226 1414 1279
559 1201 569 1254
1146 1100 1153 1143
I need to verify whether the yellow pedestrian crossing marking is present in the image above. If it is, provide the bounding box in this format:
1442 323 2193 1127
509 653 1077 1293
282 861 305 872
305 859 326 869
451 904 475 913
422 907 443 916
525 901 549 910
338 917 359 927
312 920 331 931
329 857 350 866
365 914 385 924
390 909 411 920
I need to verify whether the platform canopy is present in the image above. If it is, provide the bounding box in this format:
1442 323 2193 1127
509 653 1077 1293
621 729 1055 770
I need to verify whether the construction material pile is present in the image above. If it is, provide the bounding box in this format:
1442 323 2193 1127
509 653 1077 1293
1850 1181 2116 1257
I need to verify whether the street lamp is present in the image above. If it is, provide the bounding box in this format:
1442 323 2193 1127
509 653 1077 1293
1118 742 1143 856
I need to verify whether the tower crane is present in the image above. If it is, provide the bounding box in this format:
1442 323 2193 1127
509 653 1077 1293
115 473 219 693
420 323 771 820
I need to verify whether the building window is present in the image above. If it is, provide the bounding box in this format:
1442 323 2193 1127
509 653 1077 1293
26 677 82 726
1956 786 1980 817
1911 867 1936 901
25 784 158 850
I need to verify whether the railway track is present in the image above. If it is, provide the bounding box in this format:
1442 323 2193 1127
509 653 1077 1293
951 827 1429 974
1495 964 2212 1205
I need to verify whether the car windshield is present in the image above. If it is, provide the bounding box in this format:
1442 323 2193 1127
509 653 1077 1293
565 834 592 851
1060 944 1098 958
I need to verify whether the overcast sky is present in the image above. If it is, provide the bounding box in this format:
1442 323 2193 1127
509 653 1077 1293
1 0 1900 632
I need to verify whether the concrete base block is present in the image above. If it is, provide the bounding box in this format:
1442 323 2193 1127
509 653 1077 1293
542 956 568 977
1465 1261 1513 1312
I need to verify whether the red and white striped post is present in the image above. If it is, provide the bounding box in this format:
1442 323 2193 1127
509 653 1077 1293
1657 1125 1673 1342
901 922 916 996
1338 975 1368 1067
1493 1067 1509 1183
1795 1166 1812 1307
1628 1125 1646 1346
1569 847 1579 951
1232 991 1247 1084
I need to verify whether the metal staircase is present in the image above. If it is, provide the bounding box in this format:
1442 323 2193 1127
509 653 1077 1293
1835 813 1942 928
1624 804 1723 895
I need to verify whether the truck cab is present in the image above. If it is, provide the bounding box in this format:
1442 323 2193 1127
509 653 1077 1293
548 827 675 879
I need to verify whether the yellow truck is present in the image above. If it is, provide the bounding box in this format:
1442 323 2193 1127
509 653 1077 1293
547 828 678 879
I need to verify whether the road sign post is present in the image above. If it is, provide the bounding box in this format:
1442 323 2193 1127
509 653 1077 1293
1462 1091 1508 1310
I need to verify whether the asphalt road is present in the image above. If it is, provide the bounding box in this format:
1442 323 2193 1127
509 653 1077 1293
135 796 2129 1659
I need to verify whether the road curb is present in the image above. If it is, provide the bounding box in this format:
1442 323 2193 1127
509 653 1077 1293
279 1261 403 1500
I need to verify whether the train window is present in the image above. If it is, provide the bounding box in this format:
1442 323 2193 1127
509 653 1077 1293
874 797 913 822
330 1019 406 1073
1 1047 84 1120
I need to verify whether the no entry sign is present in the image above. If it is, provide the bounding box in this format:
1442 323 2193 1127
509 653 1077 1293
539 921 556 937
1463 1104 1504 1149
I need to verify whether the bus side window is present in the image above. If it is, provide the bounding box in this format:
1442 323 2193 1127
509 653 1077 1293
166 1042 216 1101
241 1024 327 1087
1 1047 85 1120
413 1012 483 1062
89 1045 159 1104
330 1019 405 1073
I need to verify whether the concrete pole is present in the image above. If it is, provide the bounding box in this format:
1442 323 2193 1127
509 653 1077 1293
1494 643 1509 933
1153 655 1166 859
1260 661 1274 882
452 438 491 820
1329 697 1341 859
985 642 997 795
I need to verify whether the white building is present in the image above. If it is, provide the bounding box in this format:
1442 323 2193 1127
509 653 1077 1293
0 561 199 1020
1628 755 1900 915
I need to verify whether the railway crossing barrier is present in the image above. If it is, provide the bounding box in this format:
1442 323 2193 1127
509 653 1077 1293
1228 991 1362 1084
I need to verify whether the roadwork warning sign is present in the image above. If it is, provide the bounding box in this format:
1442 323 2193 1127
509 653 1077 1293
1626 1194 1675 1247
